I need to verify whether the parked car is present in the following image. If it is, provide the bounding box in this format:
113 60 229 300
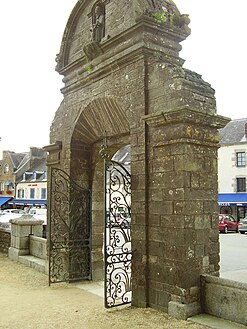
0 209 26 228
0 209 25 221
218 214 239 233
28 208 47 224
238 218 247 235
2 209 25 215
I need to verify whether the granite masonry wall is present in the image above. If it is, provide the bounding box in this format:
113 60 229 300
45 0 229 319
0 227 11 253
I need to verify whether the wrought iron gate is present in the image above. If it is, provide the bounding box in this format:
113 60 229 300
48 168 91 284
105 160 132 307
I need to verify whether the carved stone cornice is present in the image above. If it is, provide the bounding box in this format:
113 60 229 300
143 109 230 129
43 141 62 166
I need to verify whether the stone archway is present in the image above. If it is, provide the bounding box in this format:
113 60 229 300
45 0 229 319
70 97 131 281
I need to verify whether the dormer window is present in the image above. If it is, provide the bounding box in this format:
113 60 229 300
22 171 33 182
35 171 44 181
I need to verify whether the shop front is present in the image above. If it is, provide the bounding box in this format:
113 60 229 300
219 193 247 221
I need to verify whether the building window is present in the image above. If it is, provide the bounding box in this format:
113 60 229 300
17 189 24 199
17 189 25 198
41 188 46 199
236 177 246 192
30 188 35 199
236 152 246 167
4 164 9 174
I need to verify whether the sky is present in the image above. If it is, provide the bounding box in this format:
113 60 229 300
0 0 246 158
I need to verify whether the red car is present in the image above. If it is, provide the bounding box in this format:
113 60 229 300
218 214 239 233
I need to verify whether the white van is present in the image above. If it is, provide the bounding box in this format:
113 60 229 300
0 209 25 224
28 208 47 238
28 208 47 224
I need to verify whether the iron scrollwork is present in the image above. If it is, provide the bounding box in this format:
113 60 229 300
49 168 91 284
105 160 132 307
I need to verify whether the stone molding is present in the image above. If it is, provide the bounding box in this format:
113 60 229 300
43 141 62 166
143 109 230 148
143 109 230 129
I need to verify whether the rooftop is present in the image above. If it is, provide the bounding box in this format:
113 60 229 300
219 118 247 145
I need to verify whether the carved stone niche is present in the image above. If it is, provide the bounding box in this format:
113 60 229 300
83 1 111 60
91 2 105 43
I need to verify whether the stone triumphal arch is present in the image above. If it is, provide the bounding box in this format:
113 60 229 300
44 0 229 319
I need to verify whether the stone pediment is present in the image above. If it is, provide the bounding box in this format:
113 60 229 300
55 0 190 73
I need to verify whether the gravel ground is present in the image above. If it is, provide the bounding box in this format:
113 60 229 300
0 253 210 329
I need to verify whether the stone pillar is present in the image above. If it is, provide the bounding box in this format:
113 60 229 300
8 215 44 261
142 109 229 319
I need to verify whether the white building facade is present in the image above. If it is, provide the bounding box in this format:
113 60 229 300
218 118 247 220
15 178 47 206
9 149 47 209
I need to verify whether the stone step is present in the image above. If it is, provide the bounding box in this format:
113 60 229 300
72 281 104 298
18 255 47 274
188 314 246 329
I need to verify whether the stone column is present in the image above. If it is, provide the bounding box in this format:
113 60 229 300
8 215 44 261
141 109 229 319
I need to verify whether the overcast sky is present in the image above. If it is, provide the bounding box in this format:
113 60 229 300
0 0 246 158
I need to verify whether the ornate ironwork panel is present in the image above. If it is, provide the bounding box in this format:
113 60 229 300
105 160 131 308
49 168 91 284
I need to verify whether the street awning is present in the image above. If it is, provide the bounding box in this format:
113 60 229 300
218 193 247 206
0 197 12 206
4 182 13 186
9 199 47 206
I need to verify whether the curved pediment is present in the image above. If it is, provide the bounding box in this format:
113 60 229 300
55 0 190 73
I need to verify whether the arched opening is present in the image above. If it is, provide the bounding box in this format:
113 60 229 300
48 98 131 286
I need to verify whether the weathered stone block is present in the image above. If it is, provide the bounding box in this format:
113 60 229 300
17 236 29 250
8 247 29 260
168 301 201 320
201 275 247 325
17 224 32 236
195 244 205 258
149 201 173 215
160 215 184 229
32 226 43 237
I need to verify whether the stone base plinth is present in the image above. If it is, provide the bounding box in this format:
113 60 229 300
168 301 201 320
8 246 29 261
